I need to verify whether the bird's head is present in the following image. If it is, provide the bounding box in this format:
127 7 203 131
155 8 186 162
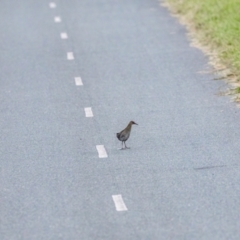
130 121 138 125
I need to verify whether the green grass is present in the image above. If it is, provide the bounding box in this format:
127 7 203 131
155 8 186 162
165 0 240 80
235 87 240 94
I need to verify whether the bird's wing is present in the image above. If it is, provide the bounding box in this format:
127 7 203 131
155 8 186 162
119 130 130 141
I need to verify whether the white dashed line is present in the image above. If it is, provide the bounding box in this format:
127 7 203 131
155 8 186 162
60 32 68 39
112 195 128 211
54 16 61 22
84 107 93 117
96 145 108 158
49 2 56 8
75 77 83 86
67 52 74 60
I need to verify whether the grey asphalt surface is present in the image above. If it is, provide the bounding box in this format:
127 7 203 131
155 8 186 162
1 0 240 239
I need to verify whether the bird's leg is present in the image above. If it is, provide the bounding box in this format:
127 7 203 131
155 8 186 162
124 141 130 149
118 141 124 150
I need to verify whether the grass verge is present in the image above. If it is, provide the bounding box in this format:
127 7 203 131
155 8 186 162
162 0 240 96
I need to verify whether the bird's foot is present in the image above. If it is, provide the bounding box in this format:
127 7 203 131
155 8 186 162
118 147 130 150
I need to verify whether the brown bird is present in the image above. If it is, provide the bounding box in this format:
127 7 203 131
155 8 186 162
116 121 138 149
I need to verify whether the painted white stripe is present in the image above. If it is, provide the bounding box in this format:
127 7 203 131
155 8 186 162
75 77 83 86
49 2 56 8
96 145 108 158
54 16 61 22
67 52 74 60
60 32 68 39
84 107 93 117
112 195 128 211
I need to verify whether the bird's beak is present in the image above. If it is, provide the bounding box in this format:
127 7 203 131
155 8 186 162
134 122 138 125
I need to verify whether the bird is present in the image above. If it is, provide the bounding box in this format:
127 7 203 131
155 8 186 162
116 121 138 150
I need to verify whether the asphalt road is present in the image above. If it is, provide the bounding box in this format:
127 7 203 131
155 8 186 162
1 0 240 239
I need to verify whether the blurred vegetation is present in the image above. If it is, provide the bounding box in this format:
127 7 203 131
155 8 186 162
165 0 240 81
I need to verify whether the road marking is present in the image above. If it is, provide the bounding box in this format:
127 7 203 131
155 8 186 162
60 32 68 39
67 52 74 60
84 107 93 117
112 195 128 211
96 145 108 158
75 77 83 86
54 16 61 22
49 2 56 8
